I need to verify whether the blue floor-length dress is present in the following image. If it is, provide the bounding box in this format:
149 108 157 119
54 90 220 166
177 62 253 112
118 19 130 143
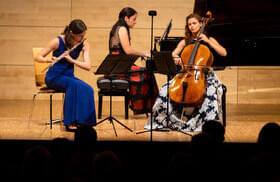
45 36 96 126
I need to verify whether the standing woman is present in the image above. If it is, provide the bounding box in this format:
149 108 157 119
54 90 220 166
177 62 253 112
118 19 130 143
108 7 158 115
145 13 227 132
35 19 96 131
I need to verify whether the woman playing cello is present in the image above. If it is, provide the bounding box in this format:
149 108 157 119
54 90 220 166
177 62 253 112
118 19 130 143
144 13 227 132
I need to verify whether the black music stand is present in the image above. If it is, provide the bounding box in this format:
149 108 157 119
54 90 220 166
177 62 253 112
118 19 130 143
136 51 191 136
95 54 138 136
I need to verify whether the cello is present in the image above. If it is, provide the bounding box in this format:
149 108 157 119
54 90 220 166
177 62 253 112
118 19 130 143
169 11 213 106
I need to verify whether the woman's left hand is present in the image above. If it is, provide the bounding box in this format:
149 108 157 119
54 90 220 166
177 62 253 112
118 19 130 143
63 51 75 64
198 33 209 43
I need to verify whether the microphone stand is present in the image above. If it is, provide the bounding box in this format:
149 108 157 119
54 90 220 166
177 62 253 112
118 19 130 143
136 11 192 139
148 10 157 142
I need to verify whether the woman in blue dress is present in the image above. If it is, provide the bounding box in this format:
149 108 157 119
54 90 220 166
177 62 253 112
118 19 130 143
35 19 96 131
145 13 227 132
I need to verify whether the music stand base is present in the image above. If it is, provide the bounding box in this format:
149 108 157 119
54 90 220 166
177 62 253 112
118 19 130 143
136 125 192 136
96 116 133 137
136 128 192 136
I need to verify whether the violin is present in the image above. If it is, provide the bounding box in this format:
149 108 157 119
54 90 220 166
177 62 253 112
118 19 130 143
169 11 213 106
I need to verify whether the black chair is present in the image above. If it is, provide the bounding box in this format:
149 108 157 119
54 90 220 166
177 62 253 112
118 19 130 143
221 84 227 127
97 77 129 119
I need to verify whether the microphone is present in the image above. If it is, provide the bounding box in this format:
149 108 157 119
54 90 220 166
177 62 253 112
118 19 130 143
148 10 157 16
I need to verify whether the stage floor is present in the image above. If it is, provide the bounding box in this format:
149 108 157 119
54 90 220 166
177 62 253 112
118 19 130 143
0 100 279 143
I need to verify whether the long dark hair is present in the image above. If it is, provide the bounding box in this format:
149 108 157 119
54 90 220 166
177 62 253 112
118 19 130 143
62 19 87 49
184 14 203 45
110 7 137 42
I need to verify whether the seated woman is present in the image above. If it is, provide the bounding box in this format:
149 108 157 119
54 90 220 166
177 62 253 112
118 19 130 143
35 19 96 131
107 7 158 115
145 13 227 132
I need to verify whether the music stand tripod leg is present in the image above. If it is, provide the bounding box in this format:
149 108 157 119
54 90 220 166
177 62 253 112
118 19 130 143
112 116 133 132
96 116 109 125
94 54 137 136
137 75 192 136
135 85 170 135
110 117 118 136
95 79 133 137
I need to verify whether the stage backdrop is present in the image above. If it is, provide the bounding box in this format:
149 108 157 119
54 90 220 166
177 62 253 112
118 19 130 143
0 0 280 104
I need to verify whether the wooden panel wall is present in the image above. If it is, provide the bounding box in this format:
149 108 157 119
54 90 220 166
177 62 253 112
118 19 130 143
0 0 280 104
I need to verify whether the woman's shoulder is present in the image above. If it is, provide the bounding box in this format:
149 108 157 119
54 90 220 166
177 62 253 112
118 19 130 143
118 26 128 36
118 26 128 31
46 36 61 50
49 35 63 46
81 40 89 50
179 39 186 45
208 36 218 43
57 35 66 43
177 39 186 48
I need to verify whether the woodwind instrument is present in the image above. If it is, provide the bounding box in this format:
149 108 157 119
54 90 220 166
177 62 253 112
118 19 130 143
41 38 87 73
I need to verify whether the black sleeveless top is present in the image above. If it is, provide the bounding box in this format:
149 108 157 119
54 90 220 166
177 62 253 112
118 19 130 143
109 25 125 55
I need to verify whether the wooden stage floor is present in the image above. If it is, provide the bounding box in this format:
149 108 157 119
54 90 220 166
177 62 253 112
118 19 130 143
0 100 280 143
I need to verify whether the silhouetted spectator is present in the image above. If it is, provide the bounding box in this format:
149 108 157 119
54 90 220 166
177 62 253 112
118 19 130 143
92 150 123 181
242 122 280 182
68 124 98 182
168 151 194 181
202 120 225 144
50 138 72 182
257 122 280 151
190 130 227 182
74 124 98 152
21 145 53 182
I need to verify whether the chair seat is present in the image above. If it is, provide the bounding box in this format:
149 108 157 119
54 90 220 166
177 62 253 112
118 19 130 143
99 89 129 96
97 77 129 90
97 77 130 119
38 87 64 94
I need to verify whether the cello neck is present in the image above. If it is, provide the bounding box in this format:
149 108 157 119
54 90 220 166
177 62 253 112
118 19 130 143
187 11 212 65
187 23 206 65
188 40 200 65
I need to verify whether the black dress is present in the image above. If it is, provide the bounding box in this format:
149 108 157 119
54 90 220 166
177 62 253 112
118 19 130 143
108 25 159 115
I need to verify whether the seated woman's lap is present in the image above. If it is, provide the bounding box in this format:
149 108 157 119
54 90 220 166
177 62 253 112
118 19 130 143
47 75 93 93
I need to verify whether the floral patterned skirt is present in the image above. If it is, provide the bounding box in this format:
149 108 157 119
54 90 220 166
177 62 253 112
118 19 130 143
144 71 223 132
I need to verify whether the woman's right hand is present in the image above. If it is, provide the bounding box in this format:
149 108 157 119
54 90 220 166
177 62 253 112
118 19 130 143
144 52 151 58
46 57 57 64
173 56 182 66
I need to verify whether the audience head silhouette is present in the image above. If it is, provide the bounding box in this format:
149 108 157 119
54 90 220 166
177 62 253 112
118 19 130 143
21 145 53 182
257 122 280 151
74 124 98 151
92 150 123 181
202 120 225 144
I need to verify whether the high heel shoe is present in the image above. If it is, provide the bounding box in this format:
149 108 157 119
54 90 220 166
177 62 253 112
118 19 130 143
65 125 78 132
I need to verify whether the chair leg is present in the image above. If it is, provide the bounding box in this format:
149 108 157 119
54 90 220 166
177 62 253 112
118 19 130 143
28 93 38 128
125 93 129 120
50 94 53 129
61 94 65 126
98 94 103 119
222 85 227 127
44 93 65 129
